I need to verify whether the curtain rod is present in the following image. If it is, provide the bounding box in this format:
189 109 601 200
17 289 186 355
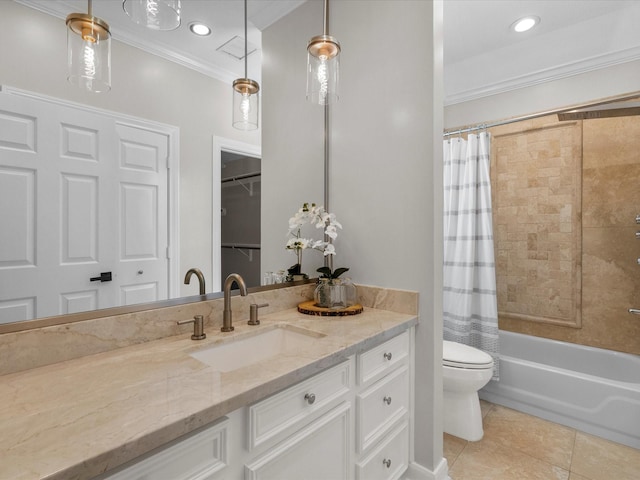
443 91 640 138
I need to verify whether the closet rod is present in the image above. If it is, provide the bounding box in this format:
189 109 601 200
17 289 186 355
221 171 261 183
221 243 261 250
443 92 640 138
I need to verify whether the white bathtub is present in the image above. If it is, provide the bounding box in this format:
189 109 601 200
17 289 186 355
479 330 640 449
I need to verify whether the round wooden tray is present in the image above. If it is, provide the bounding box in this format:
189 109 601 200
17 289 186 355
297 301 363 316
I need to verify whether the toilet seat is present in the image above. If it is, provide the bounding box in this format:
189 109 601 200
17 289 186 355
443 340 493 369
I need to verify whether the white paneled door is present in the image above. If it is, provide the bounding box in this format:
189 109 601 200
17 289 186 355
0 90 174 323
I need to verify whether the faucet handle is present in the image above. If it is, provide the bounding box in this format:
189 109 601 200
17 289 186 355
248 303 269 325
177 315 206 340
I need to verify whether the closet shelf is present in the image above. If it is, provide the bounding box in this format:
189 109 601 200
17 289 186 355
221 171 261 196
222 243 260 262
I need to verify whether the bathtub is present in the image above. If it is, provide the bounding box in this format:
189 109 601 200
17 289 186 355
479 330 640 449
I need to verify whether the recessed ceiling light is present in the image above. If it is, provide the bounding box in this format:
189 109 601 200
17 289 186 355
189 22 211 36
512 16 540 33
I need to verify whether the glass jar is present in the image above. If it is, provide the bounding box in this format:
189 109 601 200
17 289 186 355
314 278 347 309
342 277 358 307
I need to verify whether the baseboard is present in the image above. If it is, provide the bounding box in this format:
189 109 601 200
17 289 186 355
403 458 450 480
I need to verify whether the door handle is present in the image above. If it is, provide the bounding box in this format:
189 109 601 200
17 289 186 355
90 272 112 282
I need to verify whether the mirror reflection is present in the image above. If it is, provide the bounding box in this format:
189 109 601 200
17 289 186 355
0 1 298 328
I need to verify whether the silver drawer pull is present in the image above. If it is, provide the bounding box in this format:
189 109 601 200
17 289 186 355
304 393 316 405
383 396 392 405
383 352 393 361
629 308 640 315
382 458 391 468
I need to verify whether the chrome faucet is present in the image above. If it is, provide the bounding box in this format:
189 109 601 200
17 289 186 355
184 268 206 295
222 273 248 332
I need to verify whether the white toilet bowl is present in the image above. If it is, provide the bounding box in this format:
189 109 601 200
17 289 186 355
443 340 494 441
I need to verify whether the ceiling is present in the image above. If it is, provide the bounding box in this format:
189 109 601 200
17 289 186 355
443 0 640 104
16 0 640 104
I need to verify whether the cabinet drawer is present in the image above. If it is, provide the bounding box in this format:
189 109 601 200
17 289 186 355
248 359 351 451
357 364 409 452
357 331 409 386
356 420 409 480
103 417 229 480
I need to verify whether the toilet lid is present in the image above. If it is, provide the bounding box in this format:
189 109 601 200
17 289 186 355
443 341 494 369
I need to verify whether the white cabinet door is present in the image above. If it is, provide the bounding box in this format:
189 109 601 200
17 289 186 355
245 402 351 480
101 418 229 480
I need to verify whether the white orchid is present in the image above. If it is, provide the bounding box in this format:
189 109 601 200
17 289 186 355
286 203 343 274
286 237 312 251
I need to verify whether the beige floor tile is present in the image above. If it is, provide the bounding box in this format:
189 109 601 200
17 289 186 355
448 437 570 480
480 399 493 418
571 432 640 480
482 405 576 469
568 473 591 480
444 433 467 468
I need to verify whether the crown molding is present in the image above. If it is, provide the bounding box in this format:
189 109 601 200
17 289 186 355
112 29 238 84
445 46 640 106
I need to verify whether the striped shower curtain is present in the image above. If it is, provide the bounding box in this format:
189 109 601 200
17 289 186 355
443 132 499 378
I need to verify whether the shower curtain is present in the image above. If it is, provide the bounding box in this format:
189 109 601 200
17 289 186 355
443 132 499 378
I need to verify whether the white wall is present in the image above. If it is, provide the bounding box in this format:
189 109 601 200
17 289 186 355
445 59 640 129
262 0 444 474
0 1 260 297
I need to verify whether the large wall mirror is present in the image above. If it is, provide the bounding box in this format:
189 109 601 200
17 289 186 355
0 0 307 332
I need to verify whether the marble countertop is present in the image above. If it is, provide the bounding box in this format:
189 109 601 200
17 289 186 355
0 306 417 480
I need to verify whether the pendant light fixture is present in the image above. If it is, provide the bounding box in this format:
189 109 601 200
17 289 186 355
123 0 181 31
306 0 340 105
232 0 260 131
66 0 111 93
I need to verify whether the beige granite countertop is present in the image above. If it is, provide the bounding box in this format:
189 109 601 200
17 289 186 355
0 305 417 480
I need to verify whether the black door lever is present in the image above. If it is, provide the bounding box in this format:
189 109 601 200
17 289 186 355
90 272 112 282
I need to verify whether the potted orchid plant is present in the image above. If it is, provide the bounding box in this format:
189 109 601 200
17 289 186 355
286 202 342 279
286 203 355 308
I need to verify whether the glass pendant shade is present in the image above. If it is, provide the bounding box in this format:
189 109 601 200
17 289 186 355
123 0 181 31
232 79 260 131
66 13 111 93
306 34 340 105
232 0 260 131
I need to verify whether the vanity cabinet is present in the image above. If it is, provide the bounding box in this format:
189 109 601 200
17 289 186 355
99 328 413 480
242 329 412 480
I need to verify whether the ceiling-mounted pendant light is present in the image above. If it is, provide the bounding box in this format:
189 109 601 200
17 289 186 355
66 0 111 93
232 0 260 131
123 0 181 31
306 0 340 105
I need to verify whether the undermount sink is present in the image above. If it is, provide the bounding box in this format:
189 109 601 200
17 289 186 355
189 325 326 372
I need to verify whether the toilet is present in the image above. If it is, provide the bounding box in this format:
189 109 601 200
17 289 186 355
442 340 494 441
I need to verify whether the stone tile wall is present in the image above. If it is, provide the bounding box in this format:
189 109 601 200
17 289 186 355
491 115 640 355
491 117 582 328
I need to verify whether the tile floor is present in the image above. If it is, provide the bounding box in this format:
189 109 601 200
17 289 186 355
444 401 640 480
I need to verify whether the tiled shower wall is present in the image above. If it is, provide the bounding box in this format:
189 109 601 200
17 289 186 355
490 115 640 355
